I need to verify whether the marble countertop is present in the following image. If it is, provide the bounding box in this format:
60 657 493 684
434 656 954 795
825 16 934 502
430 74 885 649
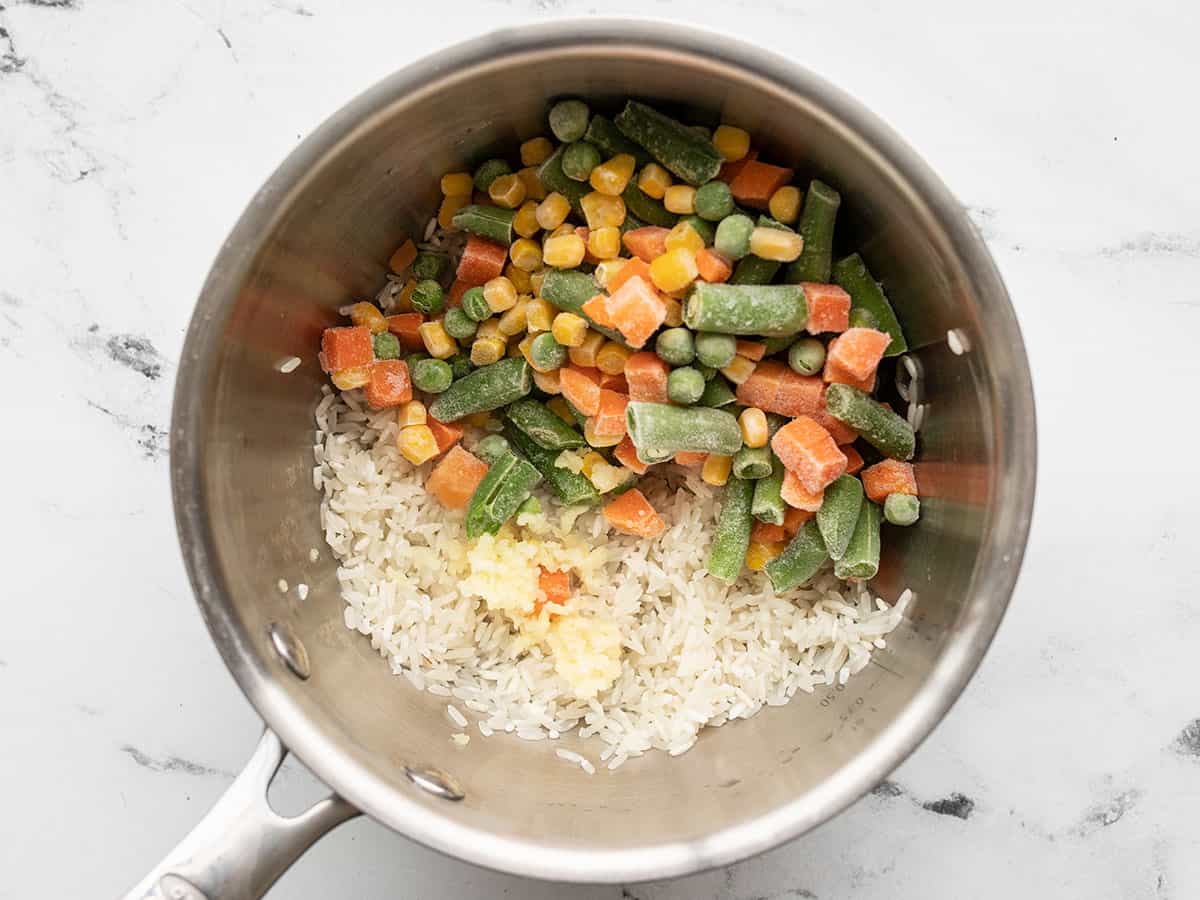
2 1 1197 897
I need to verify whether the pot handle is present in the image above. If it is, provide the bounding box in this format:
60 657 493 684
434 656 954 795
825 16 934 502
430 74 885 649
122 728 360 900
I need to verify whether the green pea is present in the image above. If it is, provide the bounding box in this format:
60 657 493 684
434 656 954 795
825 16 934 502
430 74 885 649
473 158 512 192
411 279 445 315
884 493 920 526
694 181 734 221
412 251 448 281
405 351 429 369
411 357 453 394
443 307 477 340
372 332 401 360
448 352 473 380
695 332 737 368
667 366 705 405
788 337 826 376
474 434 511 465
849 307 880 330
714 213 754 259
548 99 590 143
462 286 492 322
529 332 568 371
655 327 695 366
562 141 601 182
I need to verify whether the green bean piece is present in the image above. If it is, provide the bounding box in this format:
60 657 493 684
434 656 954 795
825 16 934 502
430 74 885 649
372 332 401 360
465 451 515 535
655 327 695 366
412 251 449 281
706 476 755 582
788 337 826 376
474 434 511 466
549 99 590 143
529 333 568 371
465 450 543 538
785 180 841 284
729 255 779 285
884 493 920 526
824 383 915 461
562 141 602 182
620 212 650 234
411 279 445 315
694 181 734 221
461 287 492 322
752 457 787 525
762 334 796 356
505 425 600 506
698 374 737 408
443 307 477 341
714 214 754 260
473 158 512 192
411 357 452 393
614 101 723 186
517 495 542 516
584 115 652 166
506 398 585 451
625 401 743 456
622 182 678 228
685 283 808 336
764 520 828 591
539 269 627 345
427 357 532 422
816 475 865 561
451 205 516 246
667 367 705 404
536 145 589 211
832 254 907 356
834 501 882 579
561 396 589 425
696 363 718 381
731 446 772 480
694 332 737 368
448 353 473 380
848 307 880 330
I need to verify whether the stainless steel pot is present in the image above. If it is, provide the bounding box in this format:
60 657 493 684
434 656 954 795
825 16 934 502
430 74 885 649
130 19 1036 900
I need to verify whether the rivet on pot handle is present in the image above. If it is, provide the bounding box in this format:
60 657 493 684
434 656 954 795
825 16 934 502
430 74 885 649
122 729 359 900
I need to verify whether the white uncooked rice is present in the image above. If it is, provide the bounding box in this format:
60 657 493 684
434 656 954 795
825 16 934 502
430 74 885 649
447 703 468 728
277 356 302 374
313 388 911 768
277 578 288 594
296 583 309 601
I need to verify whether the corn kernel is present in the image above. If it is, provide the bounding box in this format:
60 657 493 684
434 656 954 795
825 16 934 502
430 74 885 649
549 223 576 239
508 335 526 358
768 185 802 226
532 367 562 394
513 201 541 239
721 354 757 385
483 276 518 313
596 340 631 376
462 412 492 429
536 192 572 231
502 263 532 295
470 336 506 366
593 258 628 290
388 239 417 273
583 417 622 448
348 301 387 334
520 136 555 167
749 227 805 262
516 167 546 201
589 153 636 196
418 321 457 359
663 185 696 215
488 173 526 209
543 233 587 269
637 163 672 200
397 424 439 465
569 330 606 368
746 540 784 571
551 312 589 347
588 226 622 260
440 172 474 197
702 453 732 486
398 399 427 427
438 194 470 230
498 298 529 336
529 268 547 296
580 192 626 230
546 395 574 424
712 125 751 162
331 365 370 390
475 318 503 342
665 220 706 254
394 278 418 313
739 407 769 448
662 296 684 328
525 297 554 333
581 451 606 478
503 238 539 274
649 248 700 293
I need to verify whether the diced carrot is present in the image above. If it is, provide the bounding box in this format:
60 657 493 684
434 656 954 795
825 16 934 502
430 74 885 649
603 488 666 537
425 445 488 509
735 360 823 417
781 469 825 512
388 238 417 274
386 313 427 352
571 365 602 384
607 275 666 348
843 444 865 475
599 372 628 392
825 327 892 383
783 505 813 535
364 360 412 409
802 283 852 334
592 389 629 437
861 459 918 504
614 435 649 474
624 351 670 403
560 366 602 416
426 416 464 455
751 521 787 544
811 405 859 445
822 357 875 393
673 451 706 466
447 278 470 308
319 325 374 373
537 567 572 611
771 415 848 494
622 226 671 263
729 161 795 209
696 248 733 283
607 257 653 294
735 339 767 361
456 234 508 286
718 147 758 183
581 294 615 329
